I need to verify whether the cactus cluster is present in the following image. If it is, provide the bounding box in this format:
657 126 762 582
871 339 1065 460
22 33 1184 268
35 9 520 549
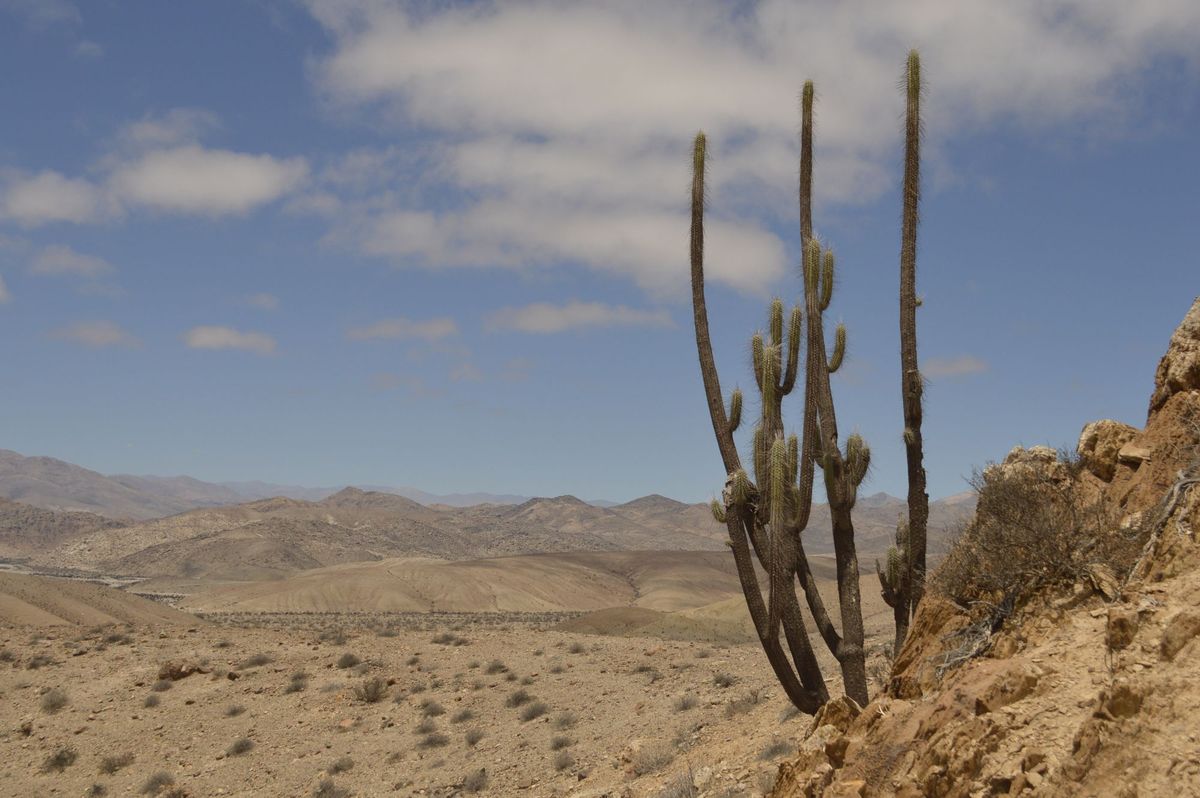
690 80 871 711
689 52 931 712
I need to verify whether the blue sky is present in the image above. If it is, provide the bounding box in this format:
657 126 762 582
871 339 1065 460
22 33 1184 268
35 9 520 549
1 0 1198 503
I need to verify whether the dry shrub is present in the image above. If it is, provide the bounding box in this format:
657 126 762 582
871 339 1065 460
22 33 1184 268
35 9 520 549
140 771 175 795
40 687 68 713
520 701 549 721
631 741 674 775
419 698 444 717
463 767 488 792
335 653 360 669
353 677 388 704
41 745 77 772
553 750 575 771
935 453 1129 609
100 752 135 774
313 778 349 798
673 695 698 712
657 772 698 798
329 756 354 774
226 737 254 756
464 728 485 746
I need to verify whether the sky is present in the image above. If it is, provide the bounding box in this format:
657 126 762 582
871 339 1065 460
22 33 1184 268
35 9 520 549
1 0 1198 504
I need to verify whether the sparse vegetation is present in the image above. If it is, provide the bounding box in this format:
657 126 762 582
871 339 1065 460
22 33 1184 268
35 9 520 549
140 771 175 795
520 700 549 721
285 671 308 693
151 678 173 692
673 694 698 712
414 718 437 734
553 750 575 771
485 659 507 674
239 653 274 669
506 688 531 707
550 734 572 750
100 752 135 774
451 708 475 724
657 772 698 798
760 738 793 760
313 777 350 798
419 732 450 748
144 694 161 708
712 672 735 688
336 652 361 669
41 745 77 772
567 641 585 654
40 687 68 713
26 654 55 670
630 741 674 775
553 711 577 730
329 756 354 774
465 728 485 746
226 737 255 756
462 767 488 793
353 676 388 704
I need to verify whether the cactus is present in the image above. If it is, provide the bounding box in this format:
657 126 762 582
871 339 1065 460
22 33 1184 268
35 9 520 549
877 514 911 655
895 49 930 655
688 76 875 711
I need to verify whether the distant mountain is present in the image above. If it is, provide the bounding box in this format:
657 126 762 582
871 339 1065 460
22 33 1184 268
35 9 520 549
0 497 120 561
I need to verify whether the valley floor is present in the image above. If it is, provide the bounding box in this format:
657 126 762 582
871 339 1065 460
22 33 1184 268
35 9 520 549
0 613 839 798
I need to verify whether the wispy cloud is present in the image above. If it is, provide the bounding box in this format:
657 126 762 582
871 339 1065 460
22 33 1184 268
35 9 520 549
30 244 113 278
0 171 109 226
74 40 102 58
1 0 80 28
346 316 458 342
923 355 988 378
0 274 10 303
51 320 140 348
240 292 280 311
303 0 1200 296
486 301 673 334
184 325 276 355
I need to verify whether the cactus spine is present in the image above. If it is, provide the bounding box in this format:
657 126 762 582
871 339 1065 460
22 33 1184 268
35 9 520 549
689 75 873 711
895 49 929 656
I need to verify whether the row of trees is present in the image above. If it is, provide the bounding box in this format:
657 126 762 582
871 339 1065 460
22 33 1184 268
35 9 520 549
689 51 929 711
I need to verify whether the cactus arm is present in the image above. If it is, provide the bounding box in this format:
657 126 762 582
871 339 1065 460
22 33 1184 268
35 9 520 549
780 306 802 395
689 131 742 474
828 323 846 373
727 389 743 432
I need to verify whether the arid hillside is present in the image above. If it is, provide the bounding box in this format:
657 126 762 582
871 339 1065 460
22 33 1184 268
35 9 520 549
772 296 1200 798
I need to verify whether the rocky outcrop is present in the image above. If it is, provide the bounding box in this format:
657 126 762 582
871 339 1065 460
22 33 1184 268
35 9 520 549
771 297 1200 798
1149 296 1200 415
1077 420 1138 482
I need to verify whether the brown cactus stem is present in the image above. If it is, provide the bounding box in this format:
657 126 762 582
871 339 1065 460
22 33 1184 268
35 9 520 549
690 133 741 475
899 50 929 628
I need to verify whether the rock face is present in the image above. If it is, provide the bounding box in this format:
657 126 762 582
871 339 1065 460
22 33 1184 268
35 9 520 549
1077 420 1138 482
1149 296 1200 415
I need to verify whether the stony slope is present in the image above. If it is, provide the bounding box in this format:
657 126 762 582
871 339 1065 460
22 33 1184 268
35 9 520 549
0 498 120 561
0 572 198 626
772 296 1200 798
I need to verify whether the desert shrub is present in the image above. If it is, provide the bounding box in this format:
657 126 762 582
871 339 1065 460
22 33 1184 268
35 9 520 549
377 626 397 638
673 695 698 712
506 688 531 707
313 778 349 798
553 750 575 771
26 654 55 670
724 688 764 718
140 771 174 795
431 632 470 646
420 699 445 717
41 745 77 772
353 677 388 704
695 648 712 659
406 654 420 666
226 737 254 756
285 672 308 694
462 767 488 793
335 653 361 669
657 772 698 798
318 628 348 645
550 735 572 750
553 711 577 730
104 632 133 645
100 752 135 774
467 660 480 669
0 648 16 663
41 687 68 713
418 732 449 748
779 704 801 722
465 728 485 746
520 701 549 721
87 784 107 797
520 675 534 685
567 641 585 654
631 741 674 775
239 653 273 669
214 639 232 649
935 454 1124 609
712 672 736 688
549 664 565 674
760 738 793 760
151 679 173 692
504 672 518 682
484 659 507 674
414 718 437 735
329 755 354 774
451 708 474 724
143 694 160 708
408 682 427 694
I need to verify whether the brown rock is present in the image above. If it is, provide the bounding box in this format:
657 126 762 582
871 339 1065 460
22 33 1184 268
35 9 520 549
1097 683 1144 719
157 661 208 681
989 633 1020 660
810 695 861 735
1078 420 1138 482
1106 607 1139 651
1149 296 1200 415
974 662 1038 715
1117 442 1152 468
1160 610 1200 661
824 734 850 768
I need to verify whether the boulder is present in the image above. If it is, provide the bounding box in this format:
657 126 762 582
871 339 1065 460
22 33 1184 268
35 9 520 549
1077 420 1138 481
1148 296 1200 416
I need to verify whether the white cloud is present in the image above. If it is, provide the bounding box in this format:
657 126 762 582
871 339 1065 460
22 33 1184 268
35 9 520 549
303 0 1200 295
345 316 458 341
923 355 988 378
0 171 106 226
486 300 674 334
110 145 308 215
119 108 220 148
1 0 79 28
241 292 280 311
74 40 103 58
0 274 10 303
184 325 276 354
51 320 140 348
30 244 113 278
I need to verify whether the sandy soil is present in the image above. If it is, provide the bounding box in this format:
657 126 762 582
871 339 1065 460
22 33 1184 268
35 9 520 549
0 613 860 798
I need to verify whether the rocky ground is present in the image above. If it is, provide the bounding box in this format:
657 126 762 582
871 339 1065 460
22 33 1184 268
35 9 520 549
0 612 865 798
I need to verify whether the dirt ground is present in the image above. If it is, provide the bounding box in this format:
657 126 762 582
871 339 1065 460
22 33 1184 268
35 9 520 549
0 612 865 797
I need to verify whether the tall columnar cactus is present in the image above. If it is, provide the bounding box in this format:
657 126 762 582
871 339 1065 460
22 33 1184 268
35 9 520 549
689 80 871 711
895 49 929 654
877 514 910 655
